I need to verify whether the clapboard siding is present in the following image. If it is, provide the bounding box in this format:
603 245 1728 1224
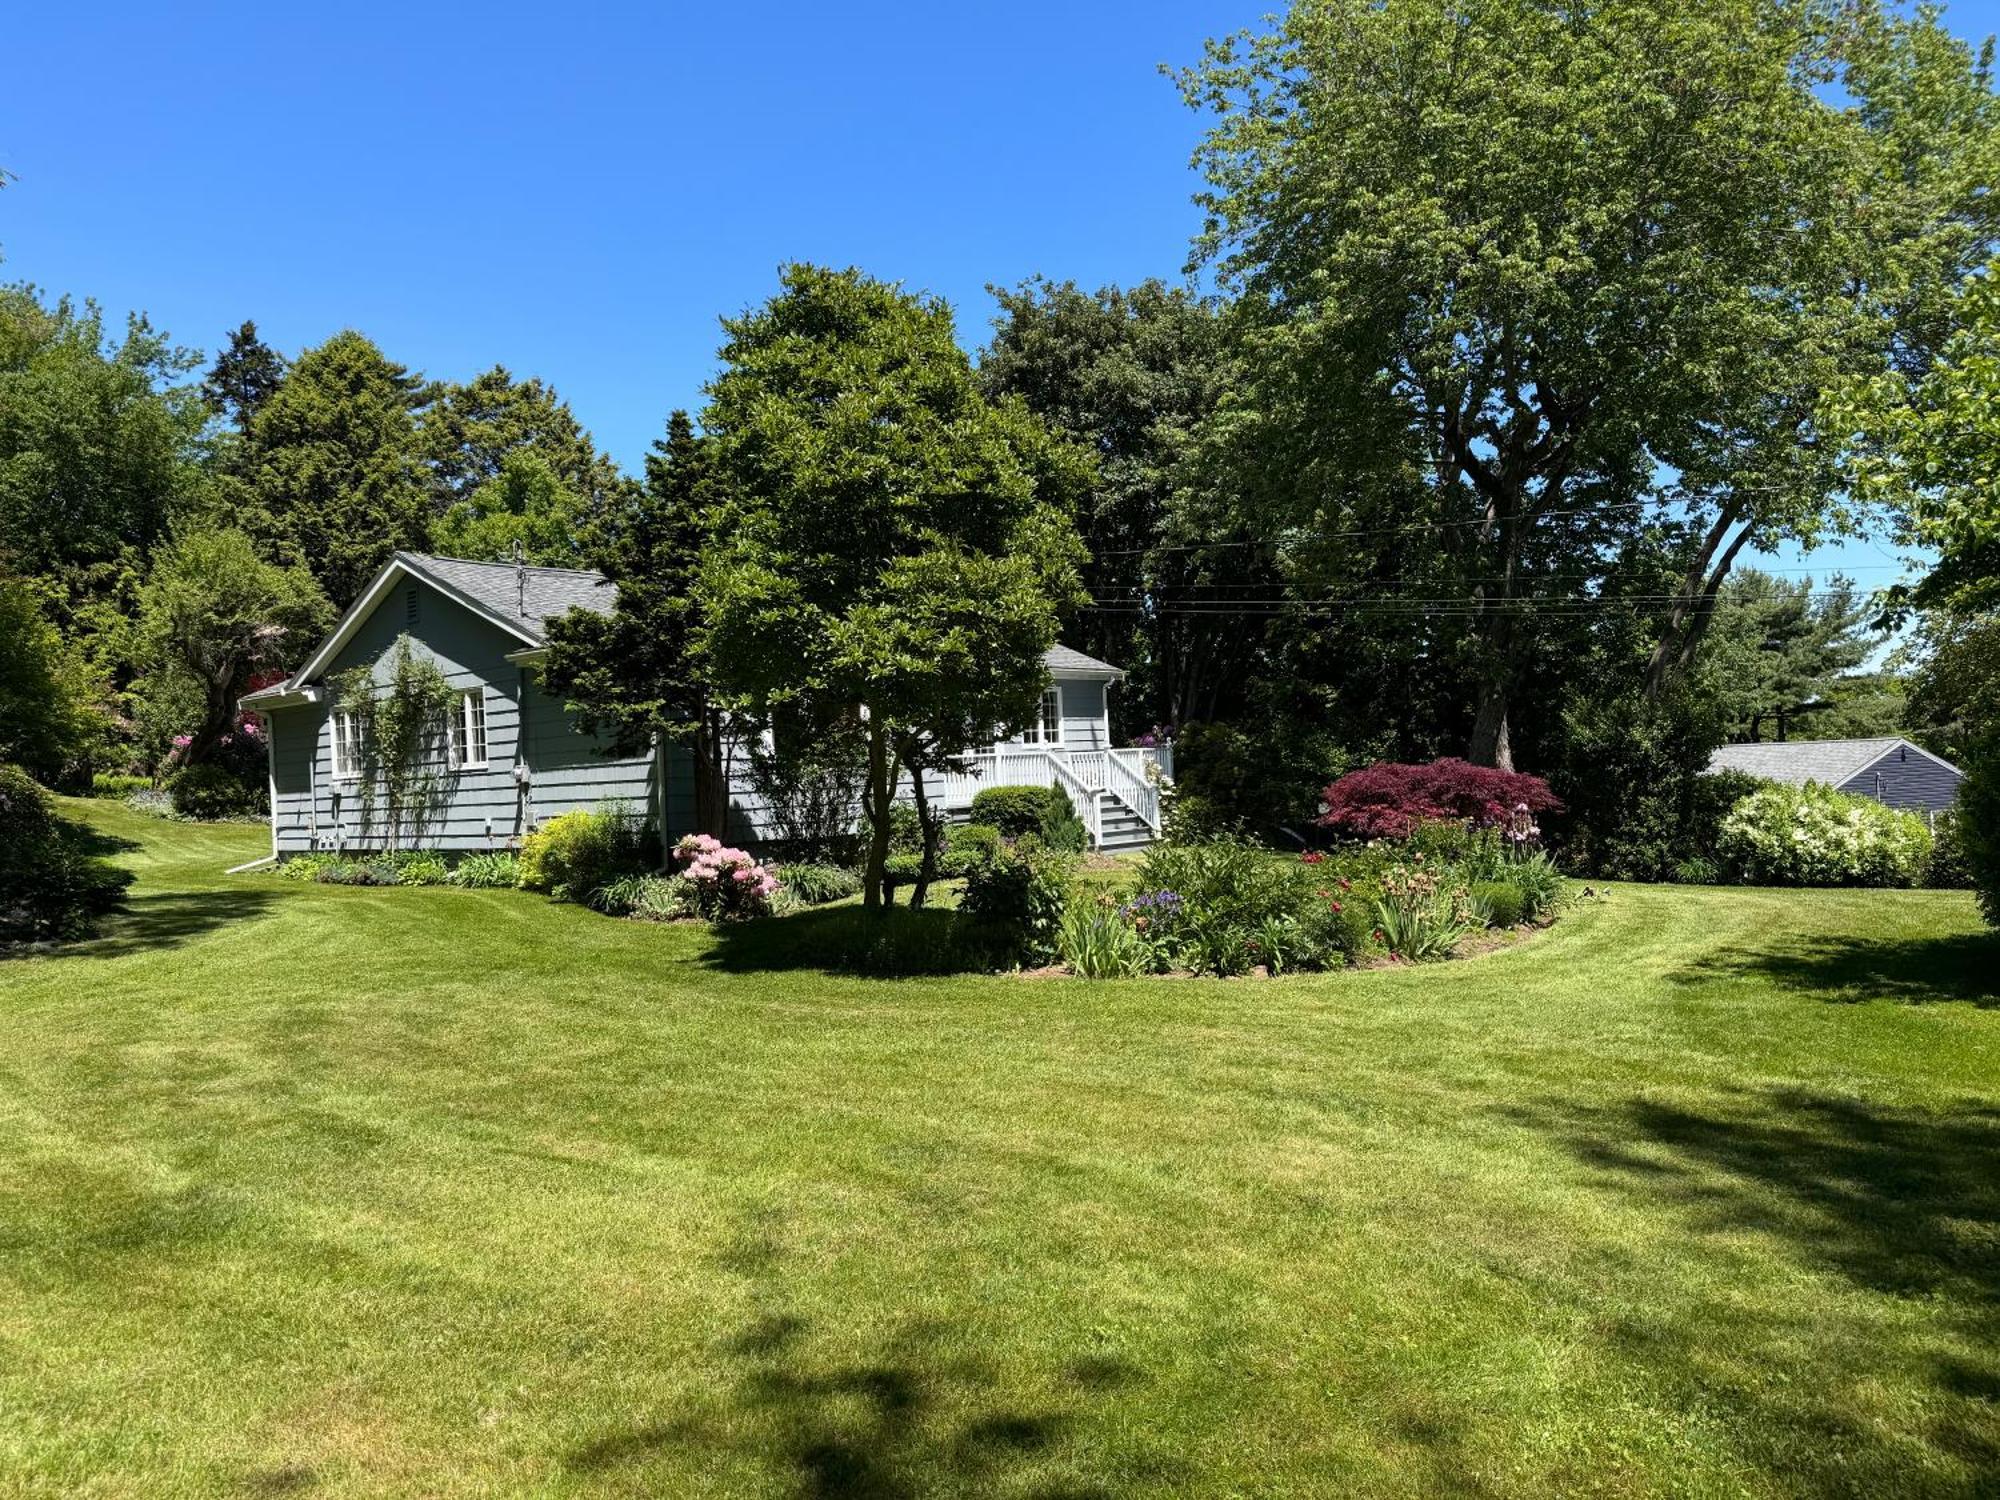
1838 745 1964 815
993 677 1110 751
278 578 660 853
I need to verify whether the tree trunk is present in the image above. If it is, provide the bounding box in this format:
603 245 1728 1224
690 709 729 838
1645 507 1753 700
1468 685 1514 771
907 761 941 910
861 715 892 912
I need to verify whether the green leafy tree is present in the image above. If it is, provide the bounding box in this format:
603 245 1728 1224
0 285 206 582
700 265 1089 908
136 528 332 768
981 279 1248 730
542 411 742 836
1178 0 2000 767
0 572 104 783
431 450 596 565
246 331 430 603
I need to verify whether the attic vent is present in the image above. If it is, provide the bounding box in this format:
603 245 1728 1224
406 586 420 627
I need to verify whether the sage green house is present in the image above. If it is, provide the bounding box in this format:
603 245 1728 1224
240 551 1170 857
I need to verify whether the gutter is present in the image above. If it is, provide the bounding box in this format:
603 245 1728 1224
225 854 278 875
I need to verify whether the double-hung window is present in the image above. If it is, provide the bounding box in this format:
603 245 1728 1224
450 688 489 770
331 710 360 780
1020 687 1063 746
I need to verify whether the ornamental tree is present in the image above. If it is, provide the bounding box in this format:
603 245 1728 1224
699 265 1089 909
1317 758 1563 841
135 527 331 769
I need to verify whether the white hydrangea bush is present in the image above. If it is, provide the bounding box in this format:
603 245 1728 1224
1717 782 1932 887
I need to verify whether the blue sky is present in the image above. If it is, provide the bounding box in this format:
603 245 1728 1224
6 0 1997 601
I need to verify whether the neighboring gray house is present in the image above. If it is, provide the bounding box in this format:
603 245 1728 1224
240 552 1171 858
1706 737 1964 815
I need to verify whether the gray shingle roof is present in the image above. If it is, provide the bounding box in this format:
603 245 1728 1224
408 553 1123 677
1707 737 1909 788
1043 643 1125 678
400 553 619 641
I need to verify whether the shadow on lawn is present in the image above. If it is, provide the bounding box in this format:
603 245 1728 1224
566 1214 1167 1497
1673 927 2000 1007
71 886 282 959
1513 1088 2000 1480
703 904 976 979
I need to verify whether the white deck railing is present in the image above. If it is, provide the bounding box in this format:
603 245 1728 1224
937 743 1174 847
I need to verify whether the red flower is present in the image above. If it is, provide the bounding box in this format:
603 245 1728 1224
1337 876 1352 891
1328 900 1342 913
1300 850 1325 865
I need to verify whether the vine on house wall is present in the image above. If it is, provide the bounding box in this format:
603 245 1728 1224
333 635 457 849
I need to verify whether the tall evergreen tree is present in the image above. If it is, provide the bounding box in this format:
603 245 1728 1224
199 320 286 437
245 330 430 604
542 411 740 835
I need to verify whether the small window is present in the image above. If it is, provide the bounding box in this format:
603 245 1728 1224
450 689 489 769
1021 687 1063 746
331 710 360 779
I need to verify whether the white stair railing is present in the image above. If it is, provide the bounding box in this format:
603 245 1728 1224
1104 748 1161 833
1048 755 1102 848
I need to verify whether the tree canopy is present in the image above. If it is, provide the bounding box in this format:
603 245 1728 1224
700 264 1089 905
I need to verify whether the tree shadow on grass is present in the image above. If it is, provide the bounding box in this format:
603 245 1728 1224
1509 1088 2000 1483
69 886 282 959
703 905 978 980
564 1212 1166 1497
1673 929 2000 1006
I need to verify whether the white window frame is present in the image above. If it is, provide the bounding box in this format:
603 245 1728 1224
1021 686 1063 746
331 710 361 780
450 688 489 770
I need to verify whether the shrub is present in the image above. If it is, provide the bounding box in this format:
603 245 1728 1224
0 765 131 942
1373 863 1477 961
1318 759 1562 841
968 785 1059 838
1038 787 1089 853
1469 880 1526 928
1672 856 1721 886
1403 820 1512 881
1923 809 1974 890
91 773 150 799
1717 783 1932 887
958 836 1075 967
278 853 341 882
167 763 261 820
448 851 520 889
671 833 780 919
1132 838 1315 976
1159 785 1230 844
519 803 653 902
1689 770 1770 863
388 850 449 886
315 858 399 886
1960 735 2000 926
1551 687 1728 881
631 873 699 921
780 862 860 905
1058 897 1153 978
1294 885 1376 967
941 822 1002 878
1172 717 1356 838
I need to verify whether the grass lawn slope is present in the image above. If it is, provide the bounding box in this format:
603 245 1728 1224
2 800 1996 1497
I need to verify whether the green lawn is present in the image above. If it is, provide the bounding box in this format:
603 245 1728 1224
2 802 1996 1498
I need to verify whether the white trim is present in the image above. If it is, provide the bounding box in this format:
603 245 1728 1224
1020 686 1063 746
504 646 549 667
265 714 279 857
330 710 361 781
449 688 489 770
290 554 543 687
237 684 324 712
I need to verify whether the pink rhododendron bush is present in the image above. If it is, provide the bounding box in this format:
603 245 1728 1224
1317 758 1563 841
673 834 781 919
